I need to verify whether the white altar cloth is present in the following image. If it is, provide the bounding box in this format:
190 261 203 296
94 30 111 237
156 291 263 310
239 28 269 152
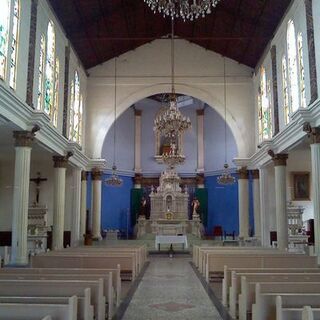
155 235 188 250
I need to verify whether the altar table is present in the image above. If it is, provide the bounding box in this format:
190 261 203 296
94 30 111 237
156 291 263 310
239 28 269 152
155 235 188 250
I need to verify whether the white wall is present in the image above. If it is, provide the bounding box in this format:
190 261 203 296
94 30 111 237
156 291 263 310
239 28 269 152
86 39 255 160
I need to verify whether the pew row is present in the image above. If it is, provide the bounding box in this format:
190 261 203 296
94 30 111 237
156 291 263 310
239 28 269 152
0 295 77 320
251 282 320 320
0 279 106 320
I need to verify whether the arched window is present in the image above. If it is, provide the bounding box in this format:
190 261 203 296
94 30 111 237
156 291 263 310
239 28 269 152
37 34 45 110
69 71 83 145
52 58 59 126
287 20 299 113
9 0 20 89
0 0 11 80
258 67 272 142
44 21 55 117
282 55 290 125
297 33 306 109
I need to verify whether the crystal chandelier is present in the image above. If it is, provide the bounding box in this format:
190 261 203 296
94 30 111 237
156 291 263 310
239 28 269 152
217 58 236 186
154 20 191 141
162 142 185 168
105 58 123 187
144 0 221 22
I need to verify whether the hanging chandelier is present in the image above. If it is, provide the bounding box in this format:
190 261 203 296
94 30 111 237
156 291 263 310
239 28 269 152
217 58 236 186
153 19 191 141
144 0 221 22
105 58 123 187
162 142 185 168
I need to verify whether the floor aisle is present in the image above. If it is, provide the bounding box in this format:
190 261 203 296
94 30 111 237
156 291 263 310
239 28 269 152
121 256 223 320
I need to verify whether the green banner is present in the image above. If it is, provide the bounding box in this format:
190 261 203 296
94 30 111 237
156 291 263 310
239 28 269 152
195 188 208 226
130 188 143 227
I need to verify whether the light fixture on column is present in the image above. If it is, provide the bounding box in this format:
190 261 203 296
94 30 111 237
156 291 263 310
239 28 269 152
105 58 123 187
217 58 236 186
144 0 221 22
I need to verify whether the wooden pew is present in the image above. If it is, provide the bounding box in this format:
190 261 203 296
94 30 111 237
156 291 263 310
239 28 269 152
222 267 320 307
0 272 113 319
251 282 320 320
204 253 317 282
0 295 77 320
236 274 320 320
31 252 137 280
0 266 121 307
0 279 105 320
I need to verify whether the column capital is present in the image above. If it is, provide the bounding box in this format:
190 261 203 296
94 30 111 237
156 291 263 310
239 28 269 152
13 131 35 147
134 109 142 116
134 173 143 185
196 109 205 116
237 167 249 179
196 173 205 186
251 169 260 179
303 123 320 144
53 156 68 168
268 150 288 166
81 171 88 181
91 168 103 180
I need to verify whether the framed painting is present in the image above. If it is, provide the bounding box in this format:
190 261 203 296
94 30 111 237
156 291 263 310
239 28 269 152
292 172 310 200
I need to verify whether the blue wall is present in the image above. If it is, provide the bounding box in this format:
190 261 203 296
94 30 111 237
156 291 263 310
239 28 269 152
205 175 254 236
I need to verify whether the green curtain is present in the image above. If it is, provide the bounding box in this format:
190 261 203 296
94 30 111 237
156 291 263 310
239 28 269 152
130 188 143 227
195 188 208 227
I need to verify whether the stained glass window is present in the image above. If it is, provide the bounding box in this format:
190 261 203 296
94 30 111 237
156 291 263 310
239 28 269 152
44 21 55 117
258 67 272 142
69 71 83 145
287 20 299 113
37 34 45 110
297 33 306 109
0 0 10 80
282 55 290 125
52 58 59 127
9 0 19 89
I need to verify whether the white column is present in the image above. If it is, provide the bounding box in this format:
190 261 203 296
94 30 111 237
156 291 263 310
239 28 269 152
238 167 249 239
196 109 204 173
92 168 102 240
80 171 88 239
52 156 68 250
134 109 142 173
259 167 269 247
71 168 81 247
10 131 35 265
252 170 261 242
273 154 288 251
311 142 320 257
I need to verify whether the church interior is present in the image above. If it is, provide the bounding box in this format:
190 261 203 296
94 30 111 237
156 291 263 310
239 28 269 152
1 0 320 319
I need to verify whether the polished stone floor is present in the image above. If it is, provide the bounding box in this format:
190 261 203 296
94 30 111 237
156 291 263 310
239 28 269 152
122 256 222 320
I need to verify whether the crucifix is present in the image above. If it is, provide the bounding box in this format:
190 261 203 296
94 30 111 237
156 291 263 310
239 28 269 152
30 172 47 205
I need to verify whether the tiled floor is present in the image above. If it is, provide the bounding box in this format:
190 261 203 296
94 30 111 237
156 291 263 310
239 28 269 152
121 256 222 320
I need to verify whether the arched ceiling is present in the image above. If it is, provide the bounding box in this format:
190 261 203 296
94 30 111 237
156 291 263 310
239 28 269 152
49 0 292 69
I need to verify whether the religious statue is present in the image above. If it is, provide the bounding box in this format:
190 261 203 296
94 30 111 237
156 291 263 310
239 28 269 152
30 172 47 206
139 197 147 217
191 197 200 218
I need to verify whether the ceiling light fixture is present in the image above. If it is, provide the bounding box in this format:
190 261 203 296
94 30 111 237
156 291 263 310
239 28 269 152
144 0 220 22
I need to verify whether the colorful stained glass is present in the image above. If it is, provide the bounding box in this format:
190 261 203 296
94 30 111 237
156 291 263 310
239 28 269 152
258 67 272 142
287 20 299 113
44 21 55 116
0 0 10 80
9 0 19 88
297 33 306 109
282 55 290 125
52 58 59 127
37 34 45 110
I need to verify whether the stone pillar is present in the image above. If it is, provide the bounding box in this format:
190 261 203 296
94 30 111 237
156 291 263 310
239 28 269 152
271 153 288 251
80 171 88 238
271 46 279 135
259 167 269 247
238 167 249 239
52 156 68 250
305 0 318 104
10 131 35 265
196 109 205 173
252 170 261 241
134 109 142 173
26 0 38 108
91 168 102 240
71 168 81 247
304 125 320 257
